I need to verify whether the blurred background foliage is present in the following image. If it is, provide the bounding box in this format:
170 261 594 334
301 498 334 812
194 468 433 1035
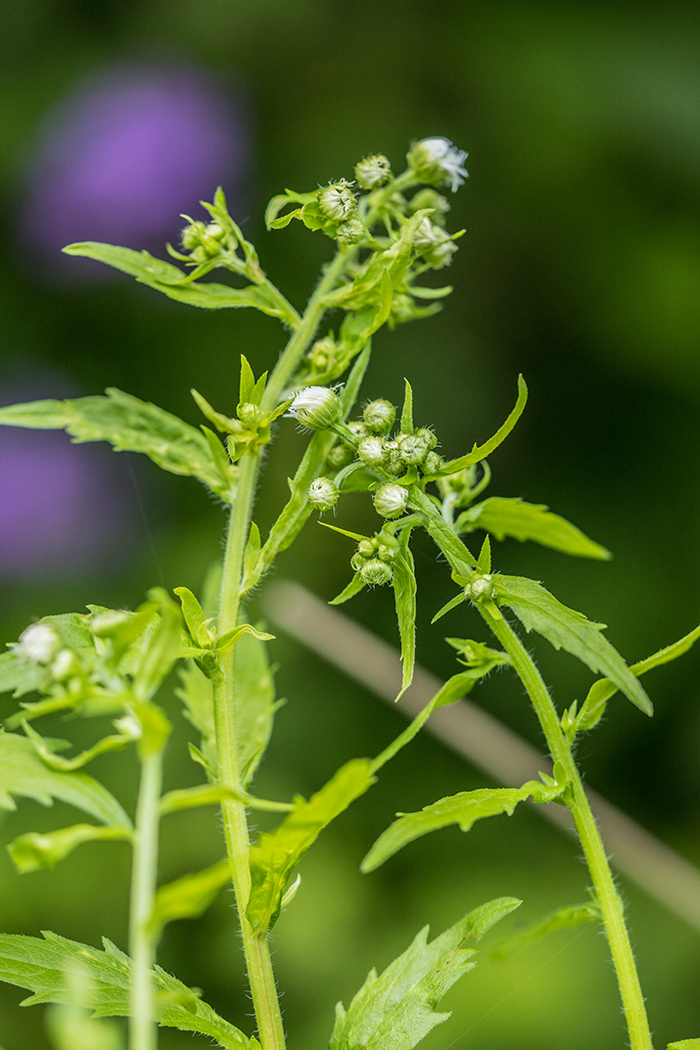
1 1 700 1048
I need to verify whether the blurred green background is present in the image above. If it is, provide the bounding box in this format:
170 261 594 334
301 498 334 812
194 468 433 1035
1 1 700 1048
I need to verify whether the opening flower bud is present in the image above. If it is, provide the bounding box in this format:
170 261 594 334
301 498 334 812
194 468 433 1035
336 218 366 246
358 436 386 468
355 154 392 189
14 623 60 664
398 433 429 466
464 574 495 603
307 477 339 511
359 558 394 586
407 137 469 193
288 386 342 430
373 483 409 519
318 180 356 222
363 399 396 434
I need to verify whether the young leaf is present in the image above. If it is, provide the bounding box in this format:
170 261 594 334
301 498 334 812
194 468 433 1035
0 931 251 1050
131 588 182 702
330 574 368 606
392 534 417 698
438 375 528 475
493 575 653 717
668 1041 700 1049
149 860 232 938
247 759 376 934
0 732 131 826
361 778 566 873
234 629 280 787
0 388 234 501
0 651 44 699
492 902 601 959
458 497 611 560
176 662 217 779
329 897 521 1050
400 380 414 436
159 783 293 816
9 824 131 874
576 622 700 733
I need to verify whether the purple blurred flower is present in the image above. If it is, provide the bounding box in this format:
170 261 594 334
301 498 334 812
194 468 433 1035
20 63 249 276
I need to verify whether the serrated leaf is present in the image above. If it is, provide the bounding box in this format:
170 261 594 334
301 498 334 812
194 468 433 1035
9 824 131 873
149 860 231 938
576 622 700 733
361 779 565 873
176 663 218 779
247 759 375 933
0 931 251 1050
492 902 601 959
493 575 653 716
668 1041 700 1049
0 732 131 826
131 589 182 704
400 380 414 435
0 388 234 501
234 629 280 787
438 375 528 475
392 535 417 698
458 497 610 560
0 651 44 699
329 898 520 1050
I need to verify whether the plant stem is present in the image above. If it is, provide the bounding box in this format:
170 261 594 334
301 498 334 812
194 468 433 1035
410 488 654 1050
129 747 163 1050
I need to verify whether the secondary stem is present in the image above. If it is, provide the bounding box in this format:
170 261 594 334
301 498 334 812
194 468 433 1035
129 747 163 1050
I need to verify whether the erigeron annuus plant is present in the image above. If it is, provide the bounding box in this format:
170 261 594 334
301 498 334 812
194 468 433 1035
0 138 697 1050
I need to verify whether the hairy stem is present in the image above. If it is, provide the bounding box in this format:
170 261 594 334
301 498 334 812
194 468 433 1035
129 747 163 1050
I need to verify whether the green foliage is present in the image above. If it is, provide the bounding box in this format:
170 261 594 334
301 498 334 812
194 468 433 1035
361 776 566 873
9 824 132 873
247 759 376 934
329 898 521 1050
456 497 611 559
0 932 251 1050
0 388 235 502
433 375 528 477
392 530 417 697
668 1041 700 1049
492 901 601 959
149 860 232 938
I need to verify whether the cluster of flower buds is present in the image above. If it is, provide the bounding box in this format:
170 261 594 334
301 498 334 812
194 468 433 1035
350 529 400 587
412 218 458 269
12 622 81 686
180 217 230 263
357 424 441 478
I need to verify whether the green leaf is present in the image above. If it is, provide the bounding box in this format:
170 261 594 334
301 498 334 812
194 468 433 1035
149 860 231 938
247 759 376 933
330 574 367 606
329 898 521 1050
0 388 234 502
0 931 251 1050
392 534 417 698
234 628 280 787
576 622 700 733
9 824 131 873
431 592 467 624
668 1041 700 1049
160 783 293 816
131 589 182 703
176 662 218 779
400 380 414 435
0 651 43 699
438 375 528 475
361 778 565 873
457 497 610 560
21 719 135 772
264 189 315 229
493 575 653 717
0 731 131 826
492 902 601 959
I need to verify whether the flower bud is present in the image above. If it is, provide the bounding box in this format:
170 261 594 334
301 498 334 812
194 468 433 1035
376 534 399 561
327 443 353 469
407 188 450 224
347 420 370 443
288 386 342 429
373 483 408 519
464 574 495 603
415 427 438 451
309 335 336 371
307 477 339 511
355 154 392 190
398 433 429 466
358 436 386 468
51 649 77 681
336 218 366 246
363 399 396 434
14 623 60 664
238 402 263 427
407 137 469 193
318 180 356 222
412 218 457 269
357 538 377 558
422 451 443 475
381 440 404 475
359 558 393 586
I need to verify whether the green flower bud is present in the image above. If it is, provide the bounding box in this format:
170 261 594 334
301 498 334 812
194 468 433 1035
464 574 495 603
415 427 438 451
288 386 342 430
13 623 60 664
238 402 263 427
318 180 356 222
407 137 468 193
398 433 429 466
407 188 450 224
336 218 366 246
309 335 336 370
359 558 394 586
376 539 399 562
412 218 457 269
363 399 396 434
373 483 408 519
381 440 404 475
347 420 370 443
355 154 392 190
308 477 340 511
358 436 386 468
422 451 443 475
351 551 367 572
327 442 354 469
357 538 377 558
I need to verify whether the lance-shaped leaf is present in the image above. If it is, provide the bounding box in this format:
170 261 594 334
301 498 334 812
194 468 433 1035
131 588 182 703
234 628 281 787
435 375 528 476
492 901 601 959
456 497 611 560
361 778 566 873
247 759 376 934
9 824 132 873
392 533 417 698
576 622 700 733
176 662 217 778
668 1041 700 1049
0 732 130 826
329 897 520 1050
0 388 234 501
149 860 232 938
0 931 251 1050
160 783 293 816
493 575 653 717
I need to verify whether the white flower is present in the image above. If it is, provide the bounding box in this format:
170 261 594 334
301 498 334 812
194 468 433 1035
14 623 60 664
288 386 342 429
408 137 469 193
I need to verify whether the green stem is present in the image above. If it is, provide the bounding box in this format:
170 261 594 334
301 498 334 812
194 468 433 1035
411 488 654 1050
129 747 163 1050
